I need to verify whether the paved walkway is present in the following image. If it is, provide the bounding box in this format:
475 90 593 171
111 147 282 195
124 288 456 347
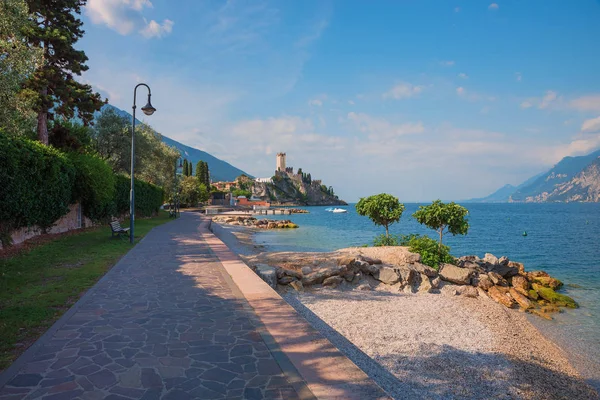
0 214 303 400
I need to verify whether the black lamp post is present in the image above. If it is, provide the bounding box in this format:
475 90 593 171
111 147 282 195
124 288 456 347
130 83 156 243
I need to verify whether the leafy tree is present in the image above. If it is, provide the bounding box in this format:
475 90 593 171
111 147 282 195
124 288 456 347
24 0 104 144
0 0 42 137
232 189 252 198
412 200 469 247
196 161 206 186
49 119 92 152
179 176 209 207
204 162 210 185
356 193 405 238
182 159 188 176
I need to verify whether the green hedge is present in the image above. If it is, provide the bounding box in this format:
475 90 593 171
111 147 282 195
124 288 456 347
114 174 164 218
0 134 75 245
69 153 116 222
0 134 164 246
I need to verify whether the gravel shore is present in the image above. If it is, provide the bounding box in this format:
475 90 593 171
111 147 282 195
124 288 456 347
210 220 599 399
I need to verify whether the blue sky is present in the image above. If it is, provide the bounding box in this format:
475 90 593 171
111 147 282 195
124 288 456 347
79 0 600 202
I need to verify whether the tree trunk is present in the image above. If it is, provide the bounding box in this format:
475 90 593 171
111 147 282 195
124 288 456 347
37 86 48 145
385 225 389 237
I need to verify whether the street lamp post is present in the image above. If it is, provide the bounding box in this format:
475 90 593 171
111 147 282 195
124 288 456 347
130 83 156 244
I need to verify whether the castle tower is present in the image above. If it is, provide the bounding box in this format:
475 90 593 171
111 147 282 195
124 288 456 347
276 152 286 172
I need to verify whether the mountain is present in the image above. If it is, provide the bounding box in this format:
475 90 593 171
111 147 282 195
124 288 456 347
465 184 517 203
100 104 252 182
510 149 600 202
468 149 600 203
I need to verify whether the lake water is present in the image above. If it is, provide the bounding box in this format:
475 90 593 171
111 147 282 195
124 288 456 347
253 203 600 384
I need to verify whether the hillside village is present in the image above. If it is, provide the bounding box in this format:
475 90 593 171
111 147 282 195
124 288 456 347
211 153 347 207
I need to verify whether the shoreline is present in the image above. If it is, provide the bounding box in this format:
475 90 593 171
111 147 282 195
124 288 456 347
209 220 599 399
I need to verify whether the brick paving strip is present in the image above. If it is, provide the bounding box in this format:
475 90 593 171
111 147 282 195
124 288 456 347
0 212 390 400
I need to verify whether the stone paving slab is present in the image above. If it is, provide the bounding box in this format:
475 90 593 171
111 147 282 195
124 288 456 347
0 213 304 400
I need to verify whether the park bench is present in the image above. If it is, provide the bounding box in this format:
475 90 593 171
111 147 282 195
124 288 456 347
109 220 130 239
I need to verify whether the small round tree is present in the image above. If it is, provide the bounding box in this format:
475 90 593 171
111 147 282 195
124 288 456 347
356 193 405 238
412 200 469 247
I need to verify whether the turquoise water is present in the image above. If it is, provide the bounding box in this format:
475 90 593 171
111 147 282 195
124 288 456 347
254 203 600 379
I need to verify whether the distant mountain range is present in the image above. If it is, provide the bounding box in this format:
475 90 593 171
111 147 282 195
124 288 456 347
468 149 600 203
102 104 252 182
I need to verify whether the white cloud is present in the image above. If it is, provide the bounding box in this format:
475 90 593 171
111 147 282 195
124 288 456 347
515 72 522 82
86 0 172 38
140 19 173 38
383 82 423 100
440 60 455 67
348 100 354 105
456 86 465 96
489 3 499 10
570 95 600 112
581 116 600 133
521 90 560 110
347 112 424 139
458 73 468 79
309 99 322 107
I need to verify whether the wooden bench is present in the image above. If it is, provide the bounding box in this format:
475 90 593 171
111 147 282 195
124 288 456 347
109 220 130 239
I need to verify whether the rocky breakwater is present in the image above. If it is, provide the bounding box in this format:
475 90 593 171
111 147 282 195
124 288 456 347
212 215 298 229
246 248 578 320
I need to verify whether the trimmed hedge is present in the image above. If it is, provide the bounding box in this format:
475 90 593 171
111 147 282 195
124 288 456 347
0 134 75 245
69 153 116 222
114 174 164 218
0 134 164 246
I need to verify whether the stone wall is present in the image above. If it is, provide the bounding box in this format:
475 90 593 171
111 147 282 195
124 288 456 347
0 203 95 250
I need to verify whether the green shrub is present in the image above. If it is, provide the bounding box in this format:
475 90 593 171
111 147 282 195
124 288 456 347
373 234 401 247
0 134 75 245
69 153 115 222
399 234 454 270
113 174 163 218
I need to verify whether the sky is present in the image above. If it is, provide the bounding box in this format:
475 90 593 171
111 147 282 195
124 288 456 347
79 0 600 202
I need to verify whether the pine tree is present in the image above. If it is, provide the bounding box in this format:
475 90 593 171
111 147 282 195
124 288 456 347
24 0 104 144
204 162 210 186
183 159 188 176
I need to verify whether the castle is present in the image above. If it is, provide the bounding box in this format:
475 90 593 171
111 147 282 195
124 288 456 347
274 152 321 185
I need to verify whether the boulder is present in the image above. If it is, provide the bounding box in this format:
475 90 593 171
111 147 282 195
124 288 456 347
342 271 355 282
439 264 471 285
302 272 326 286
290 280 304 292
532 284 578 308
487 271 508 286
509 288 533 309
396 266 419 287
488 286 516 308
510 275 529 296
255 264 277 289
530 275 563 290
440 283 459 296
498 256 510 266
337 256 356 266
527 270 550 279
457 255 480 264
483 253 499 265
457 286 478 298
351 260 380 275
528 309 553 321
508 261 525 274
461 261 485 274
474 274 494 291
410 263 438 278
417 274 433 293
357 255 382 265
356 283 372 291
301 266 312 275
431 276 441 289
278 276 296 285
375 266 400 285
323 276 344 287
527 289 539 300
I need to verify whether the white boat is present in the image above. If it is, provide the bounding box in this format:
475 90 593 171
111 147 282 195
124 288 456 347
332 208 347 213
325 207 334 212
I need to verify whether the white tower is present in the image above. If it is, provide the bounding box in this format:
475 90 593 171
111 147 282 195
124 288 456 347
276 152 286 172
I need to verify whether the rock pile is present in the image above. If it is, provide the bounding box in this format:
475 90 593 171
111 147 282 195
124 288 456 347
250 249 578 320
212 216 299 229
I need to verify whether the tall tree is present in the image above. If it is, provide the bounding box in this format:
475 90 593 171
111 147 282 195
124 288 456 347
204 162 210 186
24 0 104 144
196 161 206 186
0 0 42 136
183 159 188 176
356 193 405 238
412 200 469 247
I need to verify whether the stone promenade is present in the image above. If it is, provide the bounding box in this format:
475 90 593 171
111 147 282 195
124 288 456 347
0 213 305 400
0 212 389 400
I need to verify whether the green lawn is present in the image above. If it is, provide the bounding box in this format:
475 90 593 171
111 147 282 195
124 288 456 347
0 212 172 371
